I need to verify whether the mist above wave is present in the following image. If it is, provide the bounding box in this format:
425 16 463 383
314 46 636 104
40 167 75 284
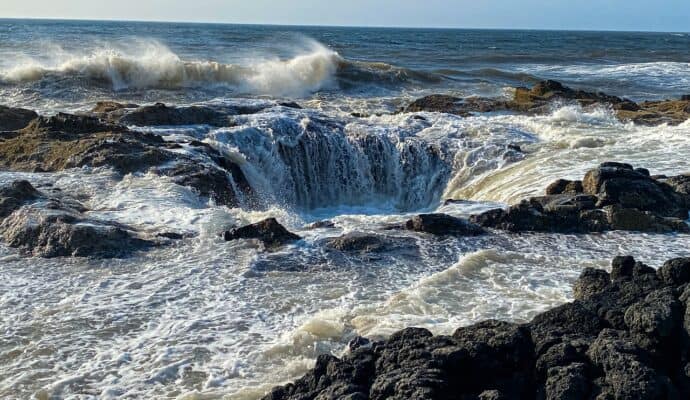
0 37 443 98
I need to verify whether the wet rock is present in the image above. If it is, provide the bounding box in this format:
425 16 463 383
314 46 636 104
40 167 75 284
511 80 625 113
0 180 41 219
91 101 139 114
0 105 38 131
264 256 690 400
586 329 673 400
0 192 152 258
0 113 173 174
403 213 485 236
115 103 230 126
617 99 690 126
471 162 690 234
402 95 508 116
545 179 583 195
543 363 590 400
306 220 336 230
0 112 253 206
574 268 611 301
223 218 301 249
657 258 690 287
326 232 404 253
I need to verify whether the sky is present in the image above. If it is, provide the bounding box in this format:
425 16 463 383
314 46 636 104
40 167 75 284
1 0 689 32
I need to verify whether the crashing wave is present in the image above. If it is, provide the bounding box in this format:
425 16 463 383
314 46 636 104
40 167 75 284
0 39 443 96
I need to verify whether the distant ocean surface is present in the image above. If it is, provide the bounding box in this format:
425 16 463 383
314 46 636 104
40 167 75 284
1 19 690 400
1 19 689 113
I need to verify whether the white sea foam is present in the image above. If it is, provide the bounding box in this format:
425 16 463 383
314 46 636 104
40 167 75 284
0 39 341 97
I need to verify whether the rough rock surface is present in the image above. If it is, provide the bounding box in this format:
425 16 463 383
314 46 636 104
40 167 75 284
0 181 152 258
263 256 690 400
223 218 301 249
0 105 38 131
403 213 485 236
0 113 172 174
0 112 253 207
470 162 690 234
401 80 690 126
325 232 417 254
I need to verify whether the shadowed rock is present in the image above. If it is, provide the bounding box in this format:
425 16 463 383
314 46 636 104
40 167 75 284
223 218 301 249
0 181 152 258
326 232 417 253
403 213 486 236
402 80 690 126
0 105 38 131
262 255 690 399
471 162 690 234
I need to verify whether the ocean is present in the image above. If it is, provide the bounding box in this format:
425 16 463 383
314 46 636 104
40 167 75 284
1 19 689 399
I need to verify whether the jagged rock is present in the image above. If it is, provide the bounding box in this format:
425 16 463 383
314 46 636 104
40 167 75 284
223 218 301 249
657 258 690 287
0 113 172 174
471 163 690 234
325 232 414 253
0 105 38 131
543 363 590 400
263 256 690 400
91 101 139 114
115 103 229 126
401 95 508 115
403 81 690 126
545 179 583 195
0 112 253 207
574 268 611 301
0 185 152 258
403 213 485 236
0 180 41 219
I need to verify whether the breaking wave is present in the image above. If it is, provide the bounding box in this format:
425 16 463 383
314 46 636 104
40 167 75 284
0 39 442 96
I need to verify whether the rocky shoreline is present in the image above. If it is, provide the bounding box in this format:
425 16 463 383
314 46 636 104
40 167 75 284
1 80 690 258
262 256 690 400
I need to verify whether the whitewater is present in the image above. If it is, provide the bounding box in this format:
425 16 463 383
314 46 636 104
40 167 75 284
1 20 690 399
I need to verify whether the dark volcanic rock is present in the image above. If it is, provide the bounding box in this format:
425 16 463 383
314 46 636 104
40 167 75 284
263 255 690 400
403 81 690 126
0 105 38 131
0 113 172 174
471 162 690 234
402 95 508 116
0 112 253 207
0 180 41 219
325 232 418 254
116 103 229 126
0 181 152 258
403 213 485 236
223 218 301 249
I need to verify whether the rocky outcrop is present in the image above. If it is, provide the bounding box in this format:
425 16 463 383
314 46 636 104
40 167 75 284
0 112 253 207
0 181 152 258
402 80 690 126
470 162 690 234
403 213 485 236
223 218 301 249
0 113 172 173
262 255 690 400
325 232 417 254
114 103 229 127
0 105 38 131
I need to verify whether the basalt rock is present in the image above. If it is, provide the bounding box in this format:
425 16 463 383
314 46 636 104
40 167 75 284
114 103 230 127
325 232 418 254
263 256 690 400
0 180 41 219
0 181 152 258
0 113 172 174
223 218 301 249
401 95 509 116
403 213 486 236
0 112 253 207
402 81 690 126
0 105 38 131
471 162 690 234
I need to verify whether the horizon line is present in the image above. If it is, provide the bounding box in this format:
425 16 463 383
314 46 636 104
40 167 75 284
0 16 688 34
